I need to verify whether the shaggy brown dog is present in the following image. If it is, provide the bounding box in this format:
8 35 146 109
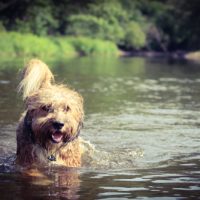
16 59 84 167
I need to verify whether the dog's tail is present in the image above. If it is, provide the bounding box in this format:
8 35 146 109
18 59 54 100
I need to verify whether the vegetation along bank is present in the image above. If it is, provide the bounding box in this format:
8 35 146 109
0 0 200 61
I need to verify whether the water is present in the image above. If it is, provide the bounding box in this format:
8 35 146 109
0 57 200 199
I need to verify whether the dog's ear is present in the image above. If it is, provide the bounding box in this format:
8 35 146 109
23 111 35 143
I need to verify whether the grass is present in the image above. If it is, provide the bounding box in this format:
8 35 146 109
0 31 119 59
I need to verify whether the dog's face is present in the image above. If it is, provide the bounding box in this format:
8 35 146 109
25 85 84 149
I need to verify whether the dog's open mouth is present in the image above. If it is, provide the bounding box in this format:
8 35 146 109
51 131 63 143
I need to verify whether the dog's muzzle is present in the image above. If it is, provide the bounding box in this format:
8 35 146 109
53 121 64 130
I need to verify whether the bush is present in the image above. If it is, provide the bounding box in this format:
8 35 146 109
122 22 146 49
0 21 6 32
67 14 124 43
13 4 58 36
4 32 59 57
52 37 77 57
0 32 72 58
0 32 119 58
0 32 15 56
66 37 119 55
65 1 146 50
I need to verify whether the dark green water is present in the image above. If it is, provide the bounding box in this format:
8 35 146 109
0 57 200 199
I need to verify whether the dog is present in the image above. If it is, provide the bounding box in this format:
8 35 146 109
16 59 84 167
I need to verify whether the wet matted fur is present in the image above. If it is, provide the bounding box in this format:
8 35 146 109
16 59 84 167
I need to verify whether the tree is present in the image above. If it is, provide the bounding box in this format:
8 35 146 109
66 0 146 49
168 0 200 50
122 22 146 50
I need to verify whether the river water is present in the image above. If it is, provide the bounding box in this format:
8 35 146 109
0 57 200 199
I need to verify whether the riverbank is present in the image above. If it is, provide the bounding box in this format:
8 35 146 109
122 50 200 63
122 50 185 59
1 31 200 65
185 52 200 63
0 32 119 59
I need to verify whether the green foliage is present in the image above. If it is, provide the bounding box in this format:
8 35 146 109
88 0 128 23
0 32 118 58
1 0 200 51
0 32 60 57
122 22 146 49
66 37 119 56
67 0 128 43
0 32 15 56
52 37 77 57
66 0 146 49
9 0 58 36
0 21 6 32
67 14 124 43
167 0 200 50
67 15 108 38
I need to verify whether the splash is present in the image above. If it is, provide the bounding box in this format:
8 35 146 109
81 139 144 169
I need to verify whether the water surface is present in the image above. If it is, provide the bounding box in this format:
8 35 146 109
0 57 200 199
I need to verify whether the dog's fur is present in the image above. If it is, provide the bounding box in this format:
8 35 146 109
16 59 84 167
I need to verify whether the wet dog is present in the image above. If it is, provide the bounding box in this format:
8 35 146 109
16 59 84 167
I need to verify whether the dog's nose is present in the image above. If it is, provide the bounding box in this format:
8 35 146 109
53 121 64 130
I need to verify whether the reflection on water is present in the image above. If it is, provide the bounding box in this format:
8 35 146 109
1 166 81 200
0 57 200 199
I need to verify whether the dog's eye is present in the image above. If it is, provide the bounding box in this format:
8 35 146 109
64 106 70 112
41 105 53 112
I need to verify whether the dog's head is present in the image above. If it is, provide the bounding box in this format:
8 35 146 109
23 85 84 149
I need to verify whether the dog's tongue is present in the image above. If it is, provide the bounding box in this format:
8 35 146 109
52 132 63 143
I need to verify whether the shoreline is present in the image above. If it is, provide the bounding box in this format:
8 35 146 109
121 50 186 59
120 50 200 63
0 31 200 64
